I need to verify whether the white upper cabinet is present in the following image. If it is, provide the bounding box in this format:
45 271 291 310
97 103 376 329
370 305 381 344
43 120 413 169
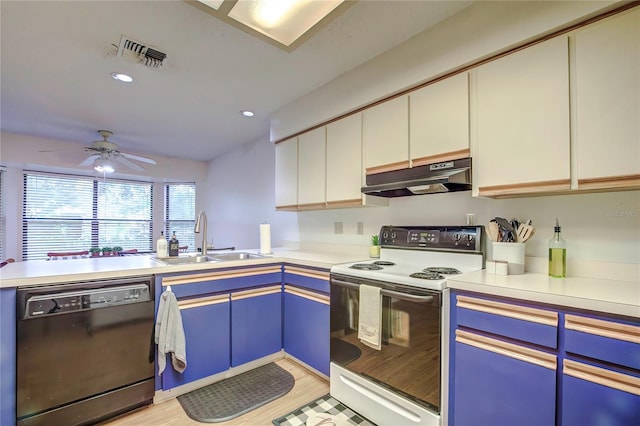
363 95 409 174
573 7 640 191
326 113 364 205
475 36 571 197
297 127 326 208
275 137 298 210
410 72 470 166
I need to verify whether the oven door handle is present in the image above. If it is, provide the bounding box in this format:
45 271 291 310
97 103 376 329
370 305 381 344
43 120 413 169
331 278 435 303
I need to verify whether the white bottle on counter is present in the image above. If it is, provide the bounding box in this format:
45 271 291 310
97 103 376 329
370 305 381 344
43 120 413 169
156 231 168 258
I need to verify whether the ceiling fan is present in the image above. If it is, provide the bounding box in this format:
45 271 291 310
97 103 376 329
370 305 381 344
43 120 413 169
79 130 157 172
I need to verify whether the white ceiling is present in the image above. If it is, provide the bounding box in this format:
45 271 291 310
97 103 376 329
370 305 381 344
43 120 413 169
1 0 474 162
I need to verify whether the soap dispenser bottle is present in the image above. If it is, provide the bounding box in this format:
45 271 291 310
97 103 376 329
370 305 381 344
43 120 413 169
156 231 168 258
548 218 566 278
169 231 179 257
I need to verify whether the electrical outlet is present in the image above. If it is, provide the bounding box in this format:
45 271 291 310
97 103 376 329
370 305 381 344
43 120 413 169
357 222 364 235
334 222 343 234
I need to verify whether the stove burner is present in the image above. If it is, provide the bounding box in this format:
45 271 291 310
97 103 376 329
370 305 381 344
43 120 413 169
409 271 444 280
373 260 396 266
424 267 461 275
349 263 383 271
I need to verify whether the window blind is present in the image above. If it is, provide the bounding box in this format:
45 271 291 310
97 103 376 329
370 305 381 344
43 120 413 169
165 183 196 251
23 172 153 260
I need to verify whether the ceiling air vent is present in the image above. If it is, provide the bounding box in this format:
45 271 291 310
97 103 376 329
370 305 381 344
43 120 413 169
116 35 166 68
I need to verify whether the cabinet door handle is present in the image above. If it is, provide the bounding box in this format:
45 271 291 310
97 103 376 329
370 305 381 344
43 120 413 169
285 285 329 305
231 285 281 301
565 314 640 344
178 294 229 310
564 359 640 396
456 329 557 370
162 265 282 286
456 295 558 326
285 266 329 280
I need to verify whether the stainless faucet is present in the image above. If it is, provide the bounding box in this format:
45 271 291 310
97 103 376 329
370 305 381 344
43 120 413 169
194 210 208 255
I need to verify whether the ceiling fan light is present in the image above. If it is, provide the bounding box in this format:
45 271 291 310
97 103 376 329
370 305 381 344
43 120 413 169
94 158 115 173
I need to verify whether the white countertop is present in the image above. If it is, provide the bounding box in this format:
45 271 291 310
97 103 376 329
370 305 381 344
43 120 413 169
2 249 637 318
0 247 368 289
448 270 640 318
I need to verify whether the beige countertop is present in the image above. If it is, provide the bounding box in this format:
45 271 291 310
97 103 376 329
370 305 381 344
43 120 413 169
448 270 640 318
0 248 368 289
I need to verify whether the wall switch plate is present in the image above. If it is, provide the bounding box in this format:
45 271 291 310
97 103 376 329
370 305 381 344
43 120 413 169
334 222 343 234
357 222 364 235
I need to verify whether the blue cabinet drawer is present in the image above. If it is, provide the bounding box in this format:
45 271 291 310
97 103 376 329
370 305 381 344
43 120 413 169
455 294 558 348
283 265 329 293
562 358 640 426
160 265 282 298
453 329 557 426
564 314 640 370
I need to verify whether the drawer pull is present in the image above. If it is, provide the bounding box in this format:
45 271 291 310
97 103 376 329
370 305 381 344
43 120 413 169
456 295 558 326
162 265 282 286
564 359 640 396
231 285 282 301
285 266 329 280
565 314 640 344
456 329 557 370
285 285 329 305
178 294 229 310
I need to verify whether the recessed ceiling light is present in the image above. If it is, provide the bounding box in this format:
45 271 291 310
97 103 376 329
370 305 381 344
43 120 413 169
194 0 346 50
240 110 255 117
111 72 133 83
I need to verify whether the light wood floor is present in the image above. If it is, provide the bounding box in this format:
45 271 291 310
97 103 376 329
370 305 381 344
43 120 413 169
104 359 329 426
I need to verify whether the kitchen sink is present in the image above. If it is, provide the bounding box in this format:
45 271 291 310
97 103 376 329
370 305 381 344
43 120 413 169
210 252 266 261
155 255 220 265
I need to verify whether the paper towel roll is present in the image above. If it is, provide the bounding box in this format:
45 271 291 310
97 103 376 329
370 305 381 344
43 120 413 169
260 223 271 254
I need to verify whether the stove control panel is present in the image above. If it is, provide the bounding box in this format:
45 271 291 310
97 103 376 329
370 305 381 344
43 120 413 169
380 225 484 253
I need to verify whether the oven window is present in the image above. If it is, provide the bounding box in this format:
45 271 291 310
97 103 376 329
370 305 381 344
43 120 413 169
330 282 441 413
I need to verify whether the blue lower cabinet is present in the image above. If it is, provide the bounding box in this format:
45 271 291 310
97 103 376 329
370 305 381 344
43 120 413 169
283 286 330 376
231 285 282 367
453 330 557 426
161 294 230 390
562 359 640 426
0 288 16 426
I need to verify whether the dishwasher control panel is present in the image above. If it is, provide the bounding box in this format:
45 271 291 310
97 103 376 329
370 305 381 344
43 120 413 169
23 284 151 318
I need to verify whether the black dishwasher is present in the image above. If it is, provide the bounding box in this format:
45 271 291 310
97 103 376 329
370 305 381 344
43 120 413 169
16 276 155 426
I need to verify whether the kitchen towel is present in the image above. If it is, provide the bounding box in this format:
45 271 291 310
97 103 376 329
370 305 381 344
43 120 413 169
358 284 382 350
155 290 187 374
260 223 272 254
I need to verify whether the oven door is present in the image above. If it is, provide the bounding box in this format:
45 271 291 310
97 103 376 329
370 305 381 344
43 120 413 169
330 273 442 413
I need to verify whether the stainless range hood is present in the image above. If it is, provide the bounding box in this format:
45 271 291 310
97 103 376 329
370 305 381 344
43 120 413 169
361 158 472 198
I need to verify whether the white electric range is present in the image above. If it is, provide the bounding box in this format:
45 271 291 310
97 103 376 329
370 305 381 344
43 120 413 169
329 225 485 426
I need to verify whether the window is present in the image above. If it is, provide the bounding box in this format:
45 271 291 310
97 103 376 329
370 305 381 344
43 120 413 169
23 172 153 260
165 183 196 251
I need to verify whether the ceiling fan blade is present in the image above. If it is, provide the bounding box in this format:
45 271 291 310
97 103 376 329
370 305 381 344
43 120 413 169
114 155 145 171
79 154 101 167
121 152 157 165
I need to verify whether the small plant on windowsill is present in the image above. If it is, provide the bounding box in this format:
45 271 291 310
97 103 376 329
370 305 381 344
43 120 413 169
89 247 101 257
369 234 380 258
112 246 123 256
101 247 113 257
